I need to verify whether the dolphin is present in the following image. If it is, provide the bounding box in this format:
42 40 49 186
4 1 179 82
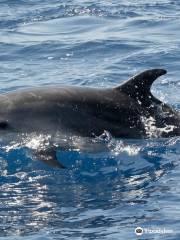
0 69 179 168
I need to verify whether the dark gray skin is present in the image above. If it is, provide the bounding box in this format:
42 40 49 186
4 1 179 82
0 69 179 167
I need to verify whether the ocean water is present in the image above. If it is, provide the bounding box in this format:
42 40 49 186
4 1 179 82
0 0 180 239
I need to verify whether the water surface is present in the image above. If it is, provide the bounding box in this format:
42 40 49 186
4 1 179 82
0 1 180 239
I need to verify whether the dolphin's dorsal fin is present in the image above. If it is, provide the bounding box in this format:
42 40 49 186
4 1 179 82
115 69 167 101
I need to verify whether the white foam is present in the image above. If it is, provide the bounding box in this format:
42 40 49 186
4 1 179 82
140 116 176 138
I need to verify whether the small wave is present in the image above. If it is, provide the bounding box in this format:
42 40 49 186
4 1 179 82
141 115 176 138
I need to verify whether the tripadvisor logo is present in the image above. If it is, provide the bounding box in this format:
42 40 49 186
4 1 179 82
135 227 143 236
135 226 174 236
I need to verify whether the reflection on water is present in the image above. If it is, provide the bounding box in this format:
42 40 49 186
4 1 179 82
1 0 180 239
0 135 179 238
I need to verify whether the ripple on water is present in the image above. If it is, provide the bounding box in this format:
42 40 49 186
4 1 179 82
0 0 180 239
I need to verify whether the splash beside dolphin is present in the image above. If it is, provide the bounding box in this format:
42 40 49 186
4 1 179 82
0 69 179 168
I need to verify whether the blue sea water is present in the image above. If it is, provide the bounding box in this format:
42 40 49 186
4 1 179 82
0 0 180 239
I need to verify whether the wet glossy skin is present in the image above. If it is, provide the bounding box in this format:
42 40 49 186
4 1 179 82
0 69 179 139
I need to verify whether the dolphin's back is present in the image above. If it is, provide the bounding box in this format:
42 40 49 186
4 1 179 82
0 85 144 137
0 69 179 138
